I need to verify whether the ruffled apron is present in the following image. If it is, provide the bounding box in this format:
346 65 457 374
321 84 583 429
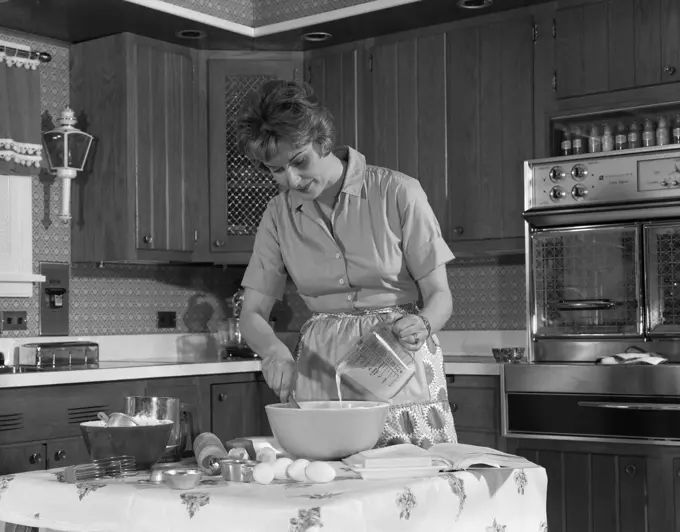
293 304 457 448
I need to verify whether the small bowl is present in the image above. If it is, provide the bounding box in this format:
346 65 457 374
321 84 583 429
163 469 202 490
492 347 526 364
219 459 257 483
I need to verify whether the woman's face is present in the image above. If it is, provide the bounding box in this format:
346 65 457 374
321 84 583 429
259 141 332 200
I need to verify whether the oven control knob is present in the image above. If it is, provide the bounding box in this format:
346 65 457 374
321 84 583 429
549 166 566 182
571 184 589 200
661 181 669 187
571 163 588 181
549 186 567 201
672 181 679 186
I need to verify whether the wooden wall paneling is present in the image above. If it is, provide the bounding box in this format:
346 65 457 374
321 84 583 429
634 0 662 87
447 24 481 242
416 34 448 241
371 42 399 171
499 15 535 238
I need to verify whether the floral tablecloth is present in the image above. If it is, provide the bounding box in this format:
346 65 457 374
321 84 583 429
0 463 547 532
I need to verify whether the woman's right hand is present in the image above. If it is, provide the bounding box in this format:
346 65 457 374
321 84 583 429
261 345 296 402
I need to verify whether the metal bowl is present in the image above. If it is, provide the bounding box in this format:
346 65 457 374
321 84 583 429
163 468 202 490
219 459 258 482
492 347 526 364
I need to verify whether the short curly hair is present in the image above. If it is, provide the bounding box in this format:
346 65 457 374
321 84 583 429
235 79 335 171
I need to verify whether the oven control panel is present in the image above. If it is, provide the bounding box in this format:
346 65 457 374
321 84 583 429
526 146 680 209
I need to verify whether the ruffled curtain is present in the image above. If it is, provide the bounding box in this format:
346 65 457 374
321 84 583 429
0 43 42 175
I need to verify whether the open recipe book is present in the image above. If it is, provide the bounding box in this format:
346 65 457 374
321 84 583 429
342 443 534 478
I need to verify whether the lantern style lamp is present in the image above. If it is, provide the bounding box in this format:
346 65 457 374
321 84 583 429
42 107 94 222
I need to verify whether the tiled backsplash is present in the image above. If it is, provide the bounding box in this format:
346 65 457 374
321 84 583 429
0 29 526 338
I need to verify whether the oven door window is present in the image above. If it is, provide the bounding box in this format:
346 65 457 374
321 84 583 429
646 223 680 337
531 225 642 337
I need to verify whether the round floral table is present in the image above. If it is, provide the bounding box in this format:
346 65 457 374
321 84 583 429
0 463 547 532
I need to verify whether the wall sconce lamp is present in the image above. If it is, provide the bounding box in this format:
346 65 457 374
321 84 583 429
41 107 93 222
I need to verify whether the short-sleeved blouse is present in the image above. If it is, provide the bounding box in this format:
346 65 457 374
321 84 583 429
241 146 454 313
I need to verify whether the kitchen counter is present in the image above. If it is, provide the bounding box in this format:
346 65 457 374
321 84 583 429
0 356 501 388
443 355 501 376
0 332 509 388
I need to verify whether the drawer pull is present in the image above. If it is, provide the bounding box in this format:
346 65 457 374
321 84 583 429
625 464 636 476
29 453 42 465
450 402 458 413
218 393 227 402
54 450 67 462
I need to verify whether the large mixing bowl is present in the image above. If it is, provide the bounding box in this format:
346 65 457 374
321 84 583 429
80 421 173 470
265 401 390 461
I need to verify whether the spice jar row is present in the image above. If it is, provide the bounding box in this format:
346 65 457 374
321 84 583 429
558 115 680 156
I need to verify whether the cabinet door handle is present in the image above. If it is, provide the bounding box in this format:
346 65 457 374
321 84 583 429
450 402 458 413
446 375 455 384
624 464 636 476
664 65 676 75
143 235 153 244
218 393 227 402
214 240 225 248
453 226 464 235
54 450 67 462
29 453 42 465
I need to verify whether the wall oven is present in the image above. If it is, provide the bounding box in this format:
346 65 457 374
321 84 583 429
504 145 680 445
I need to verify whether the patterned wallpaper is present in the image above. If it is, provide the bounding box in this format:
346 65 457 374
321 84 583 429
157 0 380 27
0 29 525 338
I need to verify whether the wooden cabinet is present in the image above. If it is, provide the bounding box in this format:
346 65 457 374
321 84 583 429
312 11 534 255
0 379 145 475
70 33 200 262
446 13 534 245
507 438 674 532
205 53 301 263
210 379 266 443
554 0 680 99
447 375 504 450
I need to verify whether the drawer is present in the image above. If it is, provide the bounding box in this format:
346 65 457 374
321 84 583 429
0 442 46 474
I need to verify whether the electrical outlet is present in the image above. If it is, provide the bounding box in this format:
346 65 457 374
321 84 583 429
2 311 28 331
157 311 177 329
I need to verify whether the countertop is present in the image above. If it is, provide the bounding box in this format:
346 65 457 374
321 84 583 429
0 332 508 388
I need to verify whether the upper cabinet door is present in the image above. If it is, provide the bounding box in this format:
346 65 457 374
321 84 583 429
306 47 361 150
207 58 299 259
555 0 680 99
447 13 535 242
132 41 198 254
362 34 449 242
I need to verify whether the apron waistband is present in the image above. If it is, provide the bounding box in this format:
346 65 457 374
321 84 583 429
309 303 418 322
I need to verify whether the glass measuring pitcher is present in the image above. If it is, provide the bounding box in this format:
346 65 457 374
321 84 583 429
335 322 416 402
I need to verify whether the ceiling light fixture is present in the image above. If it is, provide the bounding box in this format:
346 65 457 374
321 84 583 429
176 29 206 40
456 0 493 9
302 32 333 43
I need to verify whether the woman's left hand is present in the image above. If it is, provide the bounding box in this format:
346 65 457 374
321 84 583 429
392 315 429 352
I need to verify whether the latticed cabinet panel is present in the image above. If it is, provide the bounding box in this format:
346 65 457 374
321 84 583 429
646 223 680 336
208 58 299 258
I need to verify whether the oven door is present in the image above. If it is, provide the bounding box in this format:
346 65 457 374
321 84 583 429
645 222 680 337
530 224 643 338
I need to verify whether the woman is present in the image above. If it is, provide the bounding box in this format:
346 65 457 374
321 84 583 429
236 79 457 448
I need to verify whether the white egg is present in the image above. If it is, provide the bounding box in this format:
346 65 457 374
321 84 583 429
256 447 277 464
252 462 275 485
305 461 336 483
286 459 310 482
272 457 294 480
